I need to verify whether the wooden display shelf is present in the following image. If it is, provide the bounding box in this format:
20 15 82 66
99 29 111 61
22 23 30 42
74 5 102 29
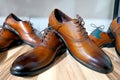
0 44 120 80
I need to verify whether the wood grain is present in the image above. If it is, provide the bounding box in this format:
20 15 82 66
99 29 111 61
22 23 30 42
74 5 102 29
0 45 120 80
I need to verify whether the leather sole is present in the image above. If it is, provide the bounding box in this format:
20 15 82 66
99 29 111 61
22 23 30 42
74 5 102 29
50 27 113 74
10 44 66 77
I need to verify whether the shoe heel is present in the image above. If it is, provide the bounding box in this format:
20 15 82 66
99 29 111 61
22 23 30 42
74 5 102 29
3 23 24 45
3 23 19 35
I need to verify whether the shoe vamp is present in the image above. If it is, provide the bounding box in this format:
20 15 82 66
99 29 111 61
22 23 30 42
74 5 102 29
66 39 104 63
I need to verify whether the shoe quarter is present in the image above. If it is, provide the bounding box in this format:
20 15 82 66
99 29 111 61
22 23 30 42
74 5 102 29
58 21 82 41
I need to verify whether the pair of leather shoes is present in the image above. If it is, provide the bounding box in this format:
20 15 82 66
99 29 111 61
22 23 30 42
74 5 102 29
9 9 113 77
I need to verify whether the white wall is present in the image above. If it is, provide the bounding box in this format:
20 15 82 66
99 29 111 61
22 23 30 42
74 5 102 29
0 0 115 32
75 0 114 19
0 0 114 19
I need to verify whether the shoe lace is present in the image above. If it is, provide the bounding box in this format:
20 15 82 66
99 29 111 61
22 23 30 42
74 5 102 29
74 14 88 41
90 23 105 31
39 28 52 43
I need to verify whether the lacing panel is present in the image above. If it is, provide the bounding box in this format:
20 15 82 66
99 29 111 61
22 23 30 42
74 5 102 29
38 27 61 50
73 15 88 42
39 28 54 44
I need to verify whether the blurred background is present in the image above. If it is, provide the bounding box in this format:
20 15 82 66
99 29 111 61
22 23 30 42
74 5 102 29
0 0 115 19
0 0 117 32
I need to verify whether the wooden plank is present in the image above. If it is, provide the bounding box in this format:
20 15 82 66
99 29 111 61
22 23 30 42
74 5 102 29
0 45 120 80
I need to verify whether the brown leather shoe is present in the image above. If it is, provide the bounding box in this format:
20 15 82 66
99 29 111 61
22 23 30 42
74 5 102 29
0 27 22 52
3 13 41 47
109 17 120 56
89 26 114 47
10 28 66 76
49 9 113 74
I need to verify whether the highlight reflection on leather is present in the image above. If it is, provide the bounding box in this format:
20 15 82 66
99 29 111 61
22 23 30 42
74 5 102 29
10 28 66 76
49 9 113 74
3 13 41 47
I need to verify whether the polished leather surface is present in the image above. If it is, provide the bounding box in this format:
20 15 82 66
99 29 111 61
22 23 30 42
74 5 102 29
110 17 120 56
89 28 114 47
10 28 66 76
49 9 113 73
0 27 22 51
4 13 41 47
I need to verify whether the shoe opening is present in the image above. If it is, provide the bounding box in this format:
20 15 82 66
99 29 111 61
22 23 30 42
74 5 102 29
10 13 21 21
54 9 71 23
